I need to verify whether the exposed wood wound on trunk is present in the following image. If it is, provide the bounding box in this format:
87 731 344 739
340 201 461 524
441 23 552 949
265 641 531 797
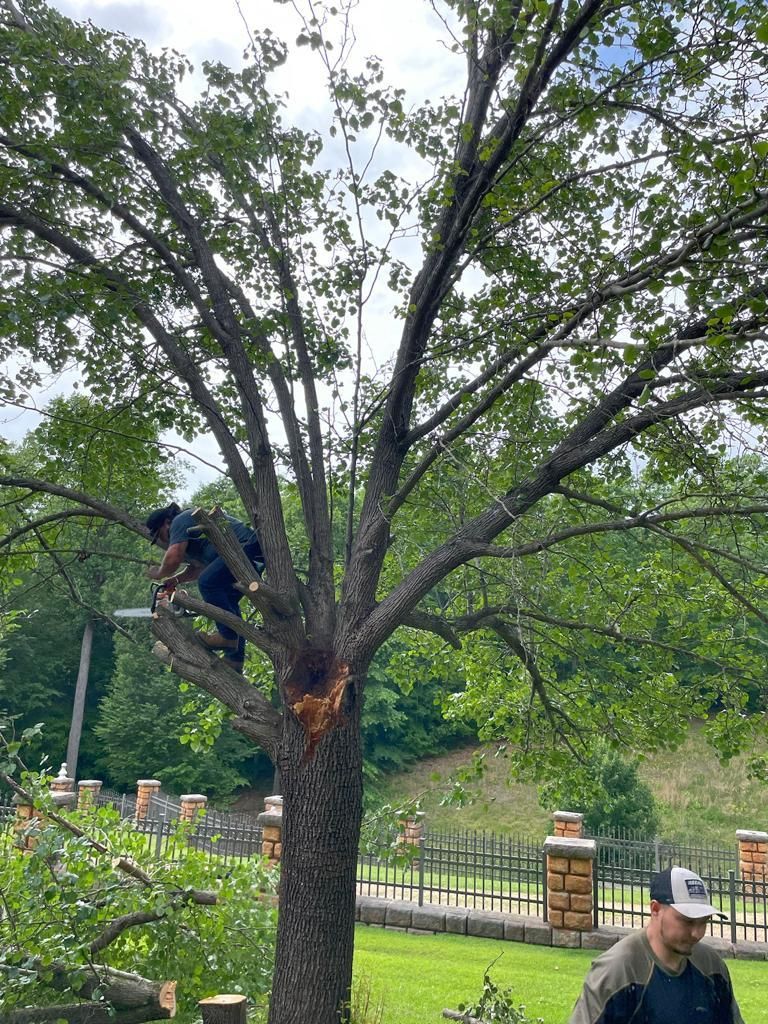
283 649 351 760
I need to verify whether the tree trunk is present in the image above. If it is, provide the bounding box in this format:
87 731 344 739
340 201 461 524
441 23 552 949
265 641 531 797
268 669 363 1024
66 618 94 778
0 1002 175 1024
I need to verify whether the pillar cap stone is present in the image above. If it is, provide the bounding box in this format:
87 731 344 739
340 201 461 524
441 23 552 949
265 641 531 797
736 829 768 843
51 791 78 808
136 779 162 787
544 836 596 859
552 811 584 823
180 794 208 802
51 763 74 788
78 779 102 787
257 811 283 828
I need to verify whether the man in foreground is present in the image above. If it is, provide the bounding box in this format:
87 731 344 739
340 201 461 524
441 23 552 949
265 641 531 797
145 502 265 670
569 865 743 1023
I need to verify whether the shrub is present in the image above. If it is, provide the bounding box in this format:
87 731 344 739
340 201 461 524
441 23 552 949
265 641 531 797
540 739 660 839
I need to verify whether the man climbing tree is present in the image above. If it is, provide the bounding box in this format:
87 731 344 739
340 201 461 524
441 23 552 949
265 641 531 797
2 1 768 1022
145 502 265 669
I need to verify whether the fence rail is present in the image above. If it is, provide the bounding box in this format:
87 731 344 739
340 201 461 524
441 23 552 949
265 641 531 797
582 830 765 942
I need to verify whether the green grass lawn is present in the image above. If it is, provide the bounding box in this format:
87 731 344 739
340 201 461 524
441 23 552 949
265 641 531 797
353 925 768 1024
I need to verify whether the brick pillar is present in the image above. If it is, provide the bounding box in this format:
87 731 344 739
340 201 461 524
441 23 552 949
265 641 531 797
737 829 768 896
398 811 425 866
544 835 596 939
552 811 584 838
12 792 40 854
258 795 283 865
179 794 208 822
50 763 74 794
77 780 102 810
135 779 161 821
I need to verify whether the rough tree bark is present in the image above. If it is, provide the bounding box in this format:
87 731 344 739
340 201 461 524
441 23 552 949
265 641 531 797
0 970 177 1024
269 700 363 1024
198 996 247 1024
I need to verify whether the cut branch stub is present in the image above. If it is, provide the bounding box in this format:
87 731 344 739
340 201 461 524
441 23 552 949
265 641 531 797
198 996 247 1024
283 649 351 760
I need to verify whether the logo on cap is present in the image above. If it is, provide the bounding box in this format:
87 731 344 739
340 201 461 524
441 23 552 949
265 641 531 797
685 879 707 900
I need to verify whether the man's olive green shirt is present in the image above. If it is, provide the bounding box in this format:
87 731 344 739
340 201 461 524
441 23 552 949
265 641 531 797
569 930 744 1024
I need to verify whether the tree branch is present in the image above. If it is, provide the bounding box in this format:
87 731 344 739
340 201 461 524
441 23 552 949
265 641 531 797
0 204 258 521
0 507 101 550
189 507 300 624
486 616 583 755
167 589 279 658
358 325 768 658
465 503 768 560
149 615 281 757
0 478 146 536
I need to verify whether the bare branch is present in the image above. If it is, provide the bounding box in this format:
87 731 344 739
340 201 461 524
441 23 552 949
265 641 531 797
467 504 768 560
190 507 300 625
168 589 279 658
0 507 101 551
0 477 146 536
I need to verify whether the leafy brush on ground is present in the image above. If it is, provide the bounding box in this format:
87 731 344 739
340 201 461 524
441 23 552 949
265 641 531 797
451 963 544 1024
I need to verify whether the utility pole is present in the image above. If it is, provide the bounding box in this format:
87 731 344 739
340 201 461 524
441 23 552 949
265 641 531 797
66 618 94 780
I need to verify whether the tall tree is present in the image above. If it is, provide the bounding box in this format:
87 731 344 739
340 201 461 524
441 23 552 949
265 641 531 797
2 2 768 1021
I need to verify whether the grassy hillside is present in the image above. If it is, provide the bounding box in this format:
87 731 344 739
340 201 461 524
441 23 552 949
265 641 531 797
376 724 768 846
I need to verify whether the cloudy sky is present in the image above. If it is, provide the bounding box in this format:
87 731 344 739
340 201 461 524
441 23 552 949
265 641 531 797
3 0 466 491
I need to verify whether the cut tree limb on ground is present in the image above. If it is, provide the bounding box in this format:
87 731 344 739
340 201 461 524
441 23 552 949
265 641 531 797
0 974 176 1024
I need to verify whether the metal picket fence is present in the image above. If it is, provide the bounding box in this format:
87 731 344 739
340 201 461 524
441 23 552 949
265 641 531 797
357 827 545 916
3 790 767 943
131 810 265 863
588 829 767 942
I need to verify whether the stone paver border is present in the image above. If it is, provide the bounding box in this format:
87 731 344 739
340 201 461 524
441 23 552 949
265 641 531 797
355 896 768 961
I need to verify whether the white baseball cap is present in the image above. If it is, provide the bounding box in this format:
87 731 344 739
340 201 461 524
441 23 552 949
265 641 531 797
650 866 727 920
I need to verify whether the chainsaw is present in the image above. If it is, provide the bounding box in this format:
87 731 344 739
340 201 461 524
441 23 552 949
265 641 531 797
113 582 190 619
